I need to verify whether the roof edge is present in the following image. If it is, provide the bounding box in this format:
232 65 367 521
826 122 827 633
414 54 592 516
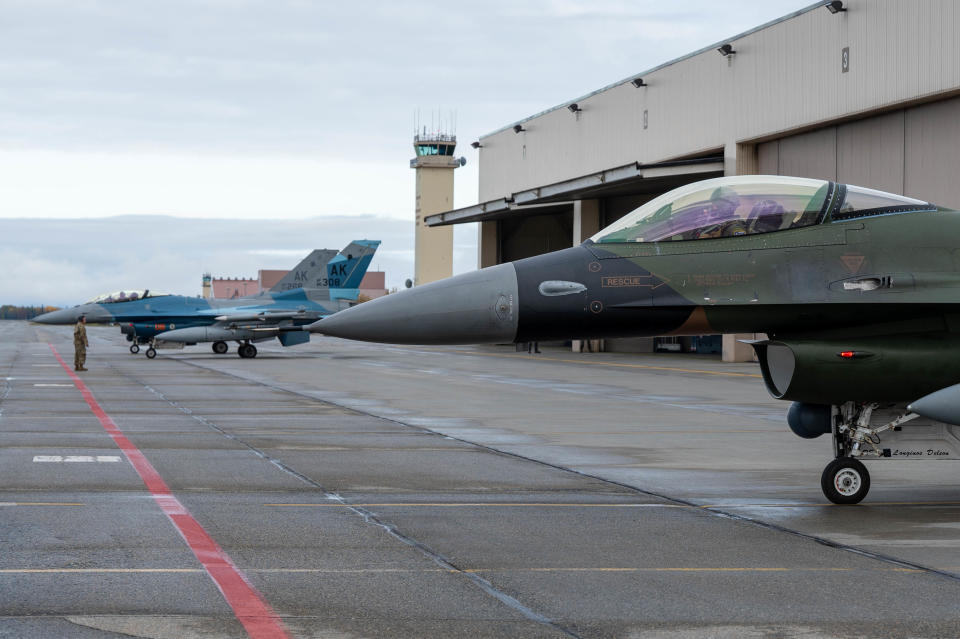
481 1 828 139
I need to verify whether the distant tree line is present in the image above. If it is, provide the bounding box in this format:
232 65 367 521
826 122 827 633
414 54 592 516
0 305 60 320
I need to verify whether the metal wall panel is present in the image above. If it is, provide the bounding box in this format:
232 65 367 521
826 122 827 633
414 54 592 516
757 141 779 175
776 127 837 182
904 96 960 209
478 0 960 202
836 111 905 194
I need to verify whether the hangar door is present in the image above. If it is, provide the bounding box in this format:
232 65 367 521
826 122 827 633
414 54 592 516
757 96 960 210
499 210 573 263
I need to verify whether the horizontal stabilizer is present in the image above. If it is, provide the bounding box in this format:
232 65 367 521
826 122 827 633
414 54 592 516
908 383 960 426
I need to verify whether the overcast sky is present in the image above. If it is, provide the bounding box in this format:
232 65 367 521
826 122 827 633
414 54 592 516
1 0 807 304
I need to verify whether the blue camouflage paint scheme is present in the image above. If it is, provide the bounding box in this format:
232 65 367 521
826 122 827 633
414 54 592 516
34 241 380 350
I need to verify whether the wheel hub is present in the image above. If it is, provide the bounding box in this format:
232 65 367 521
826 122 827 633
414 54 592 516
834 468 862 496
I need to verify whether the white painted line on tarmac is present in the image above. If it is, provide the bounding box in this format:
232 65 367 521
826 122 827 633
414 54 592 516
33 455 122 463
33 383 74 387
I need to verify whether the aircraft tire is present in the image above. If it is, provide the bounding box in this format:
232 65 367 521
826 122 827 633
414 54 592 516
212 341 228 354
130 344 140 354
145 348 157 359
821 457 870 505
238 344 257 359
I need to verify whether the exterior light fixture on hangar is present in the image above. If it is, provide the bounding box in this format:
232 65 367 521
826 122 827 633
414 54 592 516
429 0 960 361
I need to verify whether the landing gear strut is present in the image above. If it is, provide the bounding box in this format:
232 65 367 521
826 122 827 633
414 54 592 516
238 343 257 359
822 402 920 504
212 341 228 354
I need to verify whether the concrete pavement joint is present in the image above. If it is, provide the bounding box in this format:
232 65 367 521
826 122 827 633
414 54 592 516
51 348 293 639
113 362 584 639
172 356 960 588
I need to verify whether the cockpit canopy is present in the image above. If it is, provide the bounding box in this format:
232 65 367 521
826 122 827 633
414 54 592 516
590 175 933 244
85 290 169 304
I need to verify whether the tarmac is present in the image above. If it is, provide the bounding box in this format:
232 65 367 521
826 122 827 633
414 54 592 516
3 319 960 638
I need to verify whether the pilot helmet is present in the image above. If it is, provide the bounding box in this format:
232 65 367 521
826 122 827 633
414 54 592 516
708 186 740 216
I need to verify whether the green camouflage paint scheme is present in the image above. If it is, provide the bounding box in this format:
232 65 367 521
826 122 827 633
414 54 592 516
310 176 960 504
523 180 958 404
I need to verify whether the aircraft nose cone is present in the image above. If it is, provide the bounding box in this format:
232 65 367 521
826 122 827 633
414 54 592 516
32 308 78 325
309 262 519 344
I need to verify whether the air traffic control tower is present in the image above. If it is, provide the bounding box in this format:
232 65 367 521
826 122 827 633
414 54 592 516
411 131 461 285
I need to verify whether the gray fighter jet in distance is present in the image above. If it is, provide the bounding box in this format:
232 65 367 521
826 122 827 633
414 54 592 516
34 240 380 358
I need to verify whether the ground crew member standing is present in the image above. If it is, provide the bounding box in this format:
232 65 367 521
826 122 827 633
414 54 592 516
74 315 89 371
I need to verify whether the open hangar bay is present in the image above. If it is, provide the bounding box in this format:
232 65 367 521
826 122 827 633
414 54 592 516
2 320 960 638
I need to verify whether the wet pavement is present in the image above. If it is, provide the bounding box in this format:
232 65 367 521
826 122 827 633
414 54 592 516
3 320 960 638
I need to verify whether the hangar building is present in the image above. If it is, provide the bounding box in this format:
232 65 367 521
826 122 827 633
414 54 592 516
426 0 960 360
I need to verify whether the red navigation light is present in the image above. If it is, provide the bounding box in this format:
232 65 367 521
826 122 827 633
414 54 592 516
839 351 855 358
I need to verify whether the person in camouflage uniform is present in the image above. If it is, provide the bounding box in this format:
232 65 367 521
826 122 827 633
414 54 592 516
74 316 89 371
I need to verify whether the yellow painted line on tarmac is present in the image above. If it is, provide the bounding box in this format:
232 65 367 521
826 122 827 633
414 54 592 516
703 501 960 509
537 430 778 435
0 502 85 507
270 446 458 452
265 502 687 508
1 566 929 576
419 347 763 379
889 568 926 573
249 567 848 574
249 568 447 574
463 567 853 573
592 430 779 437
267 500 960 510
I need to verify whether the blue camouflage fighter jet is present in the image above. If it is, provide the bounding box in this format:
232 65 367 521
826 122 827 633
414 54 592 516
34 240 380 359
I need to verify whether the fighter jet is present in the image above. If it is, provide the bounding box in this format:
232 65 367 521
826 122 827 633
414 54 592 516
310 175 960 504
35 240 380 359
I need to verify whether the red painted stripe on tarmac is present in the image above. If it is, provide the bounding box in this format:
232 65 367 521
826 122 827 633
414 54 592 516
49 344 292 639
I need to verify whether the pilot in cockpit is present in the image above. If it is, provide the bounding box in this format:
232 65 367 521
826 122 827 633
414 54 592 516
695 187 744 238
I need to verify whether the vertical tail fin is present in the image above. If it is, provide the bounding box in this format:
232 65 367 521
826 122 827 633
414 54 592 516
269 249 339 293
328 240 381 301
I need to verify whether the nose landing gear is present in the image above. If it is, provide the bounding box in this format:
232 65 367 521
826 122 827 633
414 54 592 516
821 402 922 504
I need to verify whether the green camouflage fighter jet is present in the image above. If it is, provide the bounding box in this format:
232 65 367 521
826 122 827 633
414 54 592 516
311 175 960 504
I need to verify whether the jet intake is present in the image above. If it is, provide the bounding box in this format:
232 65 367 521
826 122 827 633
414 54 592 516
749 333 960 404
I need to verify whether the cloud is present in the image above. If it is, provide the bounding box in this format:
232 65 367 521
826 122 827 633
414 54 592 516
0 0 804 304
0 215 478 305
0 150 425 219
